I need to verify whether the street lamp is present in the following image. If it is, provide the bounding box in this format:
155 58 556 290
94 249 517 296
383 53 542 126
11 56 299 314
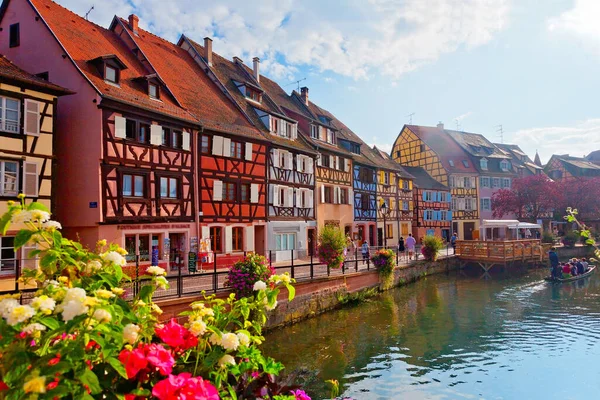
381 201 388 248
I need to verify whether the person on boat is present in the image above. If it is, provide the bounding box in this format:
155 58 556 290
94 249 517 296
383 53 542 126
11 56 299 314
582 258 589 272
549 248 559 271
571 263 578 277
552 263 563 279
576 259 585 275
562 263 572 278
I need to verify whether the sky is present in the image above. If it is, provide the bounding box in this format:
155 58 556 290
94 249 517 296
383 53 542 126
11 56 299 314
56 0 600 164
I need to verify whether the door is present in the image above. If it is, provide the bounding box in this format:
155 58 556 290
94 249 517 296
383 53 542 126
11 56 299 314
358 225 365 244
464 222 475 240
369 225 376 246
307 228 315 257
169 233 185 271
377 228 383 247
210 227 222 253
254 225 265 256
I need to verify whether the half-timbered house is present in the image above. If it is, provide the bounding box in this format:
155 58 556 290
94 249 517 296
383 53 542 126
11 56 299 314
402 166 451 241
392 123 480 240
544 154 600 182
179 37 317 261
0 0 202 272
0 55 71 288
495 144 544 178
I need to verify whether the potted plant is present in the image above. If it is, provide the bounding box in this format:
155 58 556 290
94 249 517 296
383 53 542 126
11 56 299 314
317 225 347 269
371 248 396 290
224 252 275 298
421 235 444 261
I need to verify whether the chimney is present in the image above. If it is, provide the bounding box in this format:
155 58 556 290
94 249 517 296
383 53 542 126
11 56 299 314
128 14 139 35
252 57 260 83
437 121 444 130
300 86 309 106
203 37 213 67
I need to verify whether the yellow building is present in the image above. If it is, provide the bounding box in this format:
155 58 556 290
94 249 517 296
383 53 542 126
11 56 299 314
0 56 71 289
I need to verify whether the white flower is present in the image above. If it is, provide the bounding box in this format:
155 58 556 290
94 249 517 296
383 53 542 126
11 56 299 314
6 305 36 326
189 320 207 337
22 323 46 334
42 280 60 288
83 260 102 275
31 295 56 314
101 251 126 267
92 309 112 323
208 332 222 346
63 288 86 304
0 298 19 319
42 220 62 230
265 300 278 311
218 354 236 368
61 301 88 322
146 266 166 276
221 332 240 351
11 210 32 224
123 324 140 344
253 281 267 291
30 210 50 223
155 276 169 290
236 332 250 347
151 304 163 315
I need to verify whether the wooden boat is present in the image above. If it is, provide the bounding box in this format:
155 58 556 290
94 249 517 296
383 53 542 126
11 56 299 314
545 266 596 283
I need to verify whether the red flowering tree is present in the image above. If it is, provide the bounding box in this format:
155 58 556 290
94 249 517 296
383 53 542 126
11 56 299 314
492 174 558 220
554 177 600 222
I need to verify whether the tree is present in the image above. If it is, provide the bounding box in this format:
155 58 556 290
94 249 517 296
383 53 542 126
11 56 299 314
554 177 600 222
491 174 557 220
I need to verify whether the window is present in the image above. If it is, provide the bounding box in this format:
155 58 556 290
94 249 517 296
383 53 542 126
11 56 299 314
9 23 19 48
149 83 159 99
352 144 360 154
124 119 150 144
464 177 472 188
361 193 369 210
492 178 500 188
360 167 374 183
246 88 261 102
310 125 318 139
0 97 20 133
424 191 433 201
396 150 401 158
402 180 410 190
125 119 136 140
162 128 171 147
451 197 458 210
124 234 155 262
321 154 331 168
449 160 455 167
0 236 15 274
480 198 491 211
105 65 118 84
424 210 434 220
200 135 211 153
384 172 390 185
223 182 236 201
122 174 145 197
462 160 469 168
480 158 488 170
338 157 345 171
324 186 333 204
210 227 222 253
502 178 511 189
139 123 150 144
230 141 243 159
172 130 182 149
402 200 409 211
0 160 18 196
419 144 425 152
340 188 348 204
326 130 334 144
240 183 250 203
386 224 393 238
271 118 279 134
480 176 490 188
465 197 475 211
440 211 448 221
159 177 178 199
275 233 296 251
232 227 243 252
500 160 510 171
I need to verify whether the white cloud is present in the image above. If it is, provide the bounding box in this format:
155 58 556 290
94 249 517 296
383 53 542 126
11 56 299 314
56 0 510 80
512 119 600 164
547 0 600 39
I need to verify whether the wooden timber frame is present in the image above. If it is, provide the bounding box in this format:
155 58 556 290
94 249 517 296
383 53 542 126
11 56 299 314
455 239 544 272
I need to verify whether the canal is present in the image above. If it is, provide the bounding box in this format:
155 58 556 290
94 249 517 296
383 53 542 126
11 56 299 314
263 268 600 399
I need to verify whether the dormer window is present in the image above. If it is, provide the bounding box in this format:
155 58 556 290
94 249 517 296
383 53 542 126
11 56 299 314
500 160 510 171
326 129 334 144
480 158 488 170
89 55 127 85
149 82 159 99
462 160 469 168
310 125 318 139
105 65 118 84
449 160 455 167
246 88 261 102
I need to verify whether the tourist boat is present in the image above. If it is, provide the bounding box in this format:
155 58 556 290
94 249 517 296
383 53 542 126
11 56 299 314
545 266 596 283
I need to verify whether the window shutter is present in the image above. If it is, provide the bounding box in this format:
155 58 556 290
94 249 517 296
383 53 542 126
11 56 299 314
23 161 39 197
245 226 254 252
273 185 280 206
245 142 253 161
347 188 353 205
306 158 314 174
182 131 190 150
250 184 259 203
150 124 162 145
272 149 280 168
335 156 340 171
287 187 294 207
297 155 304 173
24 99 40 136
470 177 476 188
21 243 38 270
114 116 126 139
291 124 298 140
222 137 231 157
212 180 223 201
317 154 322 166
345 158 351 172
225 226 232 253
201 226 210 240
286 152 293 170
448 211 453 220
320 184 325 203
212 136 223 156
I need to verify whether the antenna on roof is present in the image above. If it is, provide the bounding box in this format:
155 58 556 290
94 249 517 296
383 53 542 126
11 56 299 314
496 124 504 144
285 78 306 92
84 5 94 20
455 118 461 131
406 112 415 124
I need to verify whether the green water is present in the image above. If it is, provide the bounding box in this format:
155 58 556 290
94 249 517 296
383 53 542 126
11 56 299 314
263 268 600 399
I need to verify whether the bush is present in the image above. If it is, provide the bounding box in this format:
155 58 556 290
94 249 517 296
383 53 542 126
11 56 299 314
542 231 556 244
421 236 444 261
0 199 302 399
224 253 275 298
562 231 579 248
371 249 396 290
317 225 347 269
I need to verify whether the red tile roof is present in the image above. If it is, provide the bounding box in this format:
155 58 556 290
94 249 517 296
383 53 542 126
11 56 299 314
404 125 478 174
0 54 72 95
116 20 262 138
30 0 197 123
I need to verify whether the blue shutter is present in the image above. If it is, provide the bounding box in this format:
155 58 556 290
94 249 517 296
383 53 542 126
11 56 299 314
446 192 451 203
447 210 453 221
422 191 427 201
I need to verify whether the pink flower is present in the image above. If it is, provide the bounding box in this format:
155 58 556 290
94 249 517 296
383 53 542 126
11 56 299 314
152 373 219 400
118 347 148 379
156 319 188 349
291 389 311 400
146 344 175 376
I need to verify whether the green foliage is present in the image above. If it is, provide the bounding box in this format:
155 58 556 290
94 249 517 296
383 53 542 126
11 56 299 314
564 208 600 262
371 249 396 290
317 225 347 269
421 236 444 261
336 287 378 306
562 231 580 248
542 231 556 244
224 252 275 298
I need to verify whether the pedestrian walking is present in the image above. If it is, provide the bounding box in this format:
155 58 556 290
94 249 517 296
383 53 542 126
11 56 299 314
361 240 370 264
406 234 416 260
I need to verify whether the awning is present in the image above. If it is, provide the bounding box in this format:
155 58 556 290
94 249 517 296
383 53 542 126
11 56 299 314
516 222 542 229
481 220 520 229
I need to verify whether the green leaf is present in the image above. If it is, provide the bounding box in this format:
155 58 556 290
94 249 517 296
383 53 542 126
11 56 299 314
132 388 152 396
586 239 596 245
108 357 128 379
79 369 101 394
39 316 59 330
52 230 63 248
0 212 12 235
14 230 34 249
27 202 49 212
138 284 154 303
284 282 295 302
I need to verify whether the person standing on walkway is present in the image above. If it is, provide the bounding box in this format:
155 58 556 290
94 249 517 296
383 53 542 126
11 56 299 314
398 236 405 261
406 234 416 260
361 240 370 264
548 247 559 270
450 232 457 254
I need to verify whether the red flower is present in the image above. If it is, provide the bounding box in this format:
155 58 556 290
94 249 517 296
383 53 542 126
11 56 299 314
0 381 8 391
155 319 197 352
152 373 219 400
46 380 59 391
48 354 61 366
118 347 148 379
146 344 175 376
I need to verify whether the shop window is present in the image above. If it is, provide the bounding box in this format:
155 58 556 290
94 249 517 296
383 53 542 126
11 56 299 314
124 234 152 263
275 233 296 251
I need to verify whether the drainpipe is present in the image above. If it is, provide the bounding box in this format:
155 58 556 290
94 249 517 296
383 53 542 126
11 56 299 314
194 127 203 257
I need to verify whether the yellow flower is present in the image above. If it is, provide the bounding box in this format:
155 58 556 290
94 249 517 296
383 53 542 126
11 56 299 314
57 276 69 284
95 289 115 299
84 297 100 307
23 376 46 394
116 247 128 256
17 193 26 199
97 239 107 247
151 304 163 315
111 287 125 296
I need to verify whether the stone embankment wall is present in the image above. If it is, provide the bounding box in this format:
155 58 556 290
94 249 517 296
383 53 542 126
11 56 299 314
156 257 459 329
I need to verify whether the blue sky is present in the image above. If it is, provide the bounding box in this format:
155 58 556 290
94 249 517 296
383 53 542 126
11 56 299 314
58 0 600 164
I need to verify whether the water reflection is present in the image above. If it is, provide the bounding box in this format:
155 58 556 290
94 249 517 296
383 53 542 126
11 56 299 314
263 268 600 399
